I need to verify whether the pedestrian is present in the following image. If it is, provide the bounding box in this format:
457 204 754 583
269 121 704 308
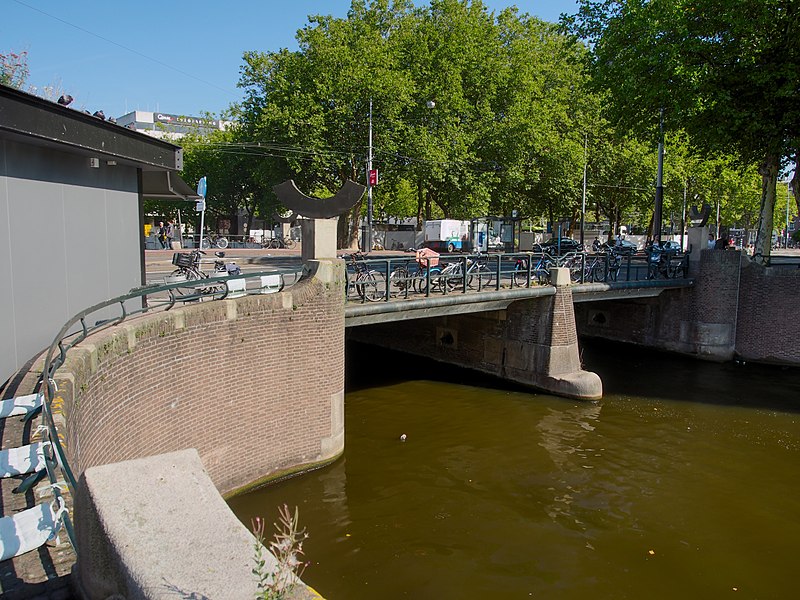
166 220 175 250
157 221 168 249
707 233 715 249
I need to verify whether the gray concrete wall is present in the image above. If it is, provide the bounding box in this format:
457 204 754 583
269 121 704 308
0 138 142 384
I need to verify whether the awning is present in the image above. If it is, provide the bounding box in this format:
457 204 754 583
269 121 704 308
141 171 201 200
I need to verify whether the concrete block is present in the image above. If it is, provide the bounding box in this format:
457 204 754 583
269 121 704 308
550 267 571 286
225 277 247 298
74 449 317 600
259 274 284 294
301 218 339 261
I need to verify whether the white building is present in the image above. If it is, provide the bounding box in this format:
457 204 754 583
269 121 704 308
115 110 231 140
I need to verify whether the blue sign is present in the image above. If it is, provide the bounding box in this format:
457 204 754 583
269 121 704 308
196 176 207 198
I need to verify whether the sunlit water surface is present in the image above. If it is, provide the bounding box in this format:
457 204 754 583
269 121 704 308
229 340 800 599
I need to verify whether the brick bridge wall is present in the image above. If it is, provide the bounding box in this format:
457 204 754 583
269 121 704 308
574 250 800 366
348 285 602 399
735 259 800 364
57 260 346 496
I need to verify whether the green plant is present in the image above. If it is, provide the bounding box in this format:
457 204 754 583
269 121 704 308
252 504 309 599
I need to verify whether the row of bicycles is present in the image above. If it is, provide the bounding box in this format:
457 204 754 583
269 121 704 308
344 251 498 302
344 243 690 303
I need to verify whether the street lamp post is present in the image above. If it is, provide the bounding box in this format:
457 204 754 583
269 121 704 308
365 98 374 253
580 134 587 247
653 108 665 244
786 178 791 249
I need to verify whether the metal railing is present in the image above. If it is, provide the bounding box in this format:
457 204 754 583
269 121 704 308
750 253 800 268
33 266 303 553
342 249 692 303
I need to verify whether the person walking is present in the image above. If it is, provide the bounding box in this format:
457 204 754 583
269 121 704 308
165 220 175 250
157 221 168 249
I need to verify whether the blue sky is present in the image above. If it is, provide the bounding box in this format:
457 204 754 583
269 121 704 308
4 0 579 119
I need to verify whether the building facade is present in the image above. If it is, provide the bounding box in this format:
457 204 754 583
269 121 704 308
115 110 230 140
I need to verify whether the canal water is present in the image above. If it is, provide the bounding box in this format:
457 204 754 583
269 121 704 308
228 339 800 599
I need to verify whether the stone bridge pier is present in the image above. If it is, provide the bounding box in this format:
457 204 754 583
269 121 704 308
349 268 602 400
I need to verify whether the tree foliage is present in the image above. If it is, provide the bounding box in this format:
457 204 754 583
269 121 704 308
565 0 800 255
234 0 594 246
0 50 29 89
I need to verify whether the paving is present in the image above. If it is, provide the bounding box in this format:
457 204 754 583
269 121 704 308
0 364 76 600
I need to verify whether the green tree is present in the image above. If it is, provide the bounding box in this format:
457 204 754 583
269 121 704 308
566 0 800 257
587 127 655 240
238 0 414 247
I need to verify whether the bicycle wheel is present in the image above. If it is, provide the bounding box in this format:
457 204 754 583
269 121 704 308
440 265 462 292
469 264 493 289
284 238 296 249
216 237 229 249
416 267 441 294
355 271 385 302
200 237 211 250
389 266 411 295
512 260 529 287
590 262 605 283
167 268 203 299
269 238 281 249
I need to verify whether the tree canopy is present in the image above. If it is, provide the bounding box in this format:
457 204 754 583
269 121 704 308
167 0 779 250
565 0 799 255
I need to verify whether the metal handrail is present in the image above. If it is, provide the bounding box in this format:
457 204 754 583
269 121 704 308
35 266 302 553
341 250 691 303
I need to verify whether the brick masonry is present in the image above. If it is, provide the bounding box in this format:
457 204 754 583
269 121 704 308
575 250 800 365
348 283 602 399
55 260 346 497
736 259 800 364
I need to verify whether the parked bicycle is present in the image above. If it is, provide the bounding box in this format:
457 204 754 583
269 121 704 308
437 254 494 292
513 249 556 287
411 248 442 295
267 235 296 250
200 233 229 249
344 252 386 302
585 249 622 282
388 262 414 296
167 250 239 298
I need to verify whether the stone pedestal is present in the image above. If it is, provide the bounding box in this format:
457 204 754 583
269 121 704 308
301 218 339 261
688 226 709 258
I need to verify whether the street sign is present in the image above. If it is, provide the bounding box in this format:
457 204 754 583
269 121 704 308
368 169 378 186
196 176 207 198
195 200 206 212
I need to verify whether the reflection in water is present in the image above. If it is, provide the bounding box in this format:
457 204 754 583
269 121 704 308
537 403 603 529
228 340 800 600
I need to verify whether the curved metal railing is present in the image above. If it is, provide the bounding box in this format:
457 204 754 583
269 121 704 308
33 266 303 552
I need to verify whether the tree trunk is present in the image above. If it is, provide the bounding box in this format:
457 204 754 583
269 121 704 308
753 153 780 258
337 201 363 250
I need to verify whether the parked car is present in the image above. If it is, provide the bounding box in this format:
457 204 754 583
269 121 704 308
661 241 682 252
536 238 584 254
613 239 638 255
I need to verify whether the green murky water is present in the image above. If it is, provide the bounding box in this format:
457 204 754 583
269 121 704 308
228 340 800 599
